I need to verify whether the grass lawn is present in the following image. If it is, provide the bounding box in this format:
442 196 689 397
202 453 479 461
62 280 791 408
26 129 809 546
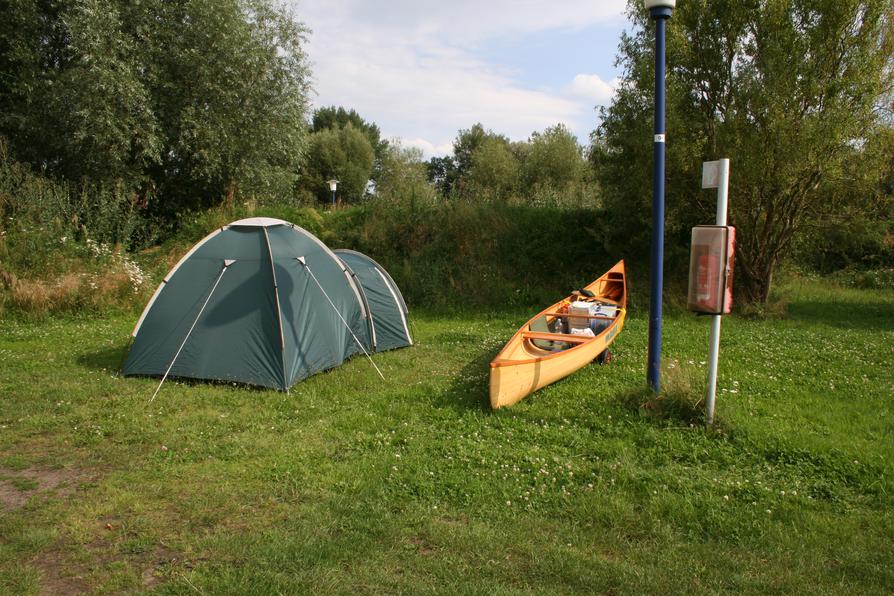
0 278 892 594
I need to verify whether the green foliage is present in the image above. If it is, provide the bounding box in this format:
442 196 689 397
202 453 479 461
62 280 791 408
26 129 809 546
426 155 456 196
428 122 598 206
795 212 894 272
467 137 520 200
48 0 161 185
326 198 613 308
303 124 375 203
596 0 894 304
793 126 894 272
0 140 153 254
312 106 388 162
831 267 894 289
0 0 312 216
373 142 440 204
0 141 159 317
443 123 509 196
523 124 586 189
452 124 495 181
140 0 312 211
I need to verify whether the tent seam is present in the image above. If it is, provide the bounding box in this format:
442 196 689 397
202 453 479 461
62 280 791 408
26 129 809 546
338 259 377 351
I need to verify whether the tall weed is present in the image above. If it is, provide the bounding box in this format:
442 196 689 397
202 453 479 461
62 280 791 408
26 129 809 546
0 140 153 315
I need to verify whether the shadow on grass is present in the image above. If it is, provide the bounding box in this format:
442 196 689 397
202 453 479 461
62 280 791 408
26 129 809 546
78 342 270 394
77 343 130 372
120 372 273 394
430 349 495 414
785 300 894 331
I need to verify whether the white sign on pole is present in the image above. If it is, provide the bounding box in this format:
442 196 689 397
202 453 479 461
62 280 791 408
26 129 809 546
702 160 721 189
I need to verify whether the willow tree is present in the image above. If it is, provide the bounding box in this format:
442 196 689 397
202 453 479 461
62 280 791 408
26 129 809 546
0 0 312 215
595 0 894 304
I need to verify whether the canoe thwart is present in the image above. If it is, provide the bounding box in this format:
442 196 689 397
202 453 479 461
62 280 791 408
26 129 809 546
520 331 591 344
542 311 618 321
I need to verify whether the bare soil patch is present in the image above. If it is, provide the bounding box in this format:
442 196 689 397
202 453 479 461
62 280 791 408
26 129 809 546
0 466 88 511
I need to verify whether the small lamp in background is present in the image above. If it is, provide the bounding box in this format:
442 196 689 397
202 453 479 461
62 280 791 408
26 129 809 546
327 179 339 206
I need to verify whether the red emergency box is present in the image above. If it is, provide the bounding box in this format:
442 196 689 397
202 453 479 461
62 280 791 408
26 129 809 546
687 225 735 314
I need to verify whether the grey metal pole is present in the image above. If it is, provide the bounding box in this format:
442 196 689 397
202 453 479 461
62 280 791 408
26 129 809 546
705 158 730 425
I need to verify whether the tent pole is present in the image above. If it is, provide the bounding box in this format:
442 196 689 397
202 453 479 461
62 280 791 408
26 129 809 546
149 261 233 403
299 259 385 381
263 228 289 391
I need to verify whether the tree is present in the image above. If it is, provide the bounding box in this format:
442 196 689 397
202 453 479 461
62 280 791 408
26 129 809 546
375 142 438 203
312 106 387 160
523 124 585 189
794 124 894 271
426 155 456 197
595 0 894 304
135 0 312 211
467 137 520 200
0 0 160 184
0 0 312 216
429 123 511 197
50 0 162 185
303 124 375 202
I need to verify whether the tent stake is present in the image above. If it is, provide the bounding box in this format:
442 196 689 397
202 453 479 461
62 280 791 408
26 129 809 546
299 259 385 381
150 261 233 403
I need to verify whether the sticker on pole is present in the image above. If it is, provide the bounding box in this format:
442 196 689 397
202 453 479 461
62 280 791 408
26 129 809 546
702 160 721 188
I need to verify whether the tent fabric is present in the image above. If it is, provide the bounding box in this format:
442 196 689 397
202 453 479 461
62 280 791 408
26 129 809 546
334 249 412 352
122 218 402 390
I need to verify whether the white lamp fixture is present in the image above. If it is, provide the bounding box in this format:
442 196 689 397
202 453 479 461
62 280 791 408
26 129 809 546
644 0 676 8
327 179 339 192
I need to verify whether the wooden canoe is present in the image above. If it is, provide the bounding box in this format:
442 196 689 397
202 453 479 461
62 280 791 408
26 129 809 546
489 260 627 409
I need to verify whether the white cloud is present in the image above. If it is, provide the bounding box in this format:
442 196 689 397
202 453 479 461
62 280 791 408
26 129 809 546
569 74 619 104
401 138 455 158
294 1 626 157
298 0 627 44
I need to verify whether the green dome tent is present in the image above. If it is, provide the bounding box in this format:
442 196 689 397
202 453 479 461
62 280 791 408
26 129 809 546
123 217 410 391
335 249 412 352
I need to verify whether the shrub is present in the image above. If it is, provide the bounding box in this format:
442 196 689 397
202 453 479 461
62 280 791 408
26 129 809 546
325 196 623 309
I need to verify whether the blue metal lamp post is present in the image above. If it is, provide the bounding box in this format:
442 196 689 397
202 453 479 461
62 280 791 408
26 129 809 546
645 0 675 393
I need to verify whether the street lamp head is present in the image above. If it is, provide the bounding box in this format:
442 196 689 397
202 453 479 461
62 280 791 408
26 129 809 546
327 179 339 192
645 0 674 18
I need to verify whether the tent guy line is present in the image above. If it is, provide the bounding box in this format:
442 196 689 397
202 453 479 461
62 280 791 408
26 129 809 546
149 259 234 403
298 256 386 381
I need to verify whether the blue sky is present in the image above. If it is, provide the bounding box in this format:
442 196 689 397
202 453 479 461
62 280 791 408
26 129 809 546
295 1 630 157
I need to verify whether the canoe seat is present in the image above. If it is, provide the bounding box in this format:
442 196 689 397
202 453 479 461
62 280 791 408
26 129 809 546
529 316 570 351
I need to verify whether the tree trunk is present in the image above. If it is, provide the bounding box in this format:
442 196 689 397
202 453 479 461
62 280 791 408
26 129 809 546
224 181 237 207
739 258 774 306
